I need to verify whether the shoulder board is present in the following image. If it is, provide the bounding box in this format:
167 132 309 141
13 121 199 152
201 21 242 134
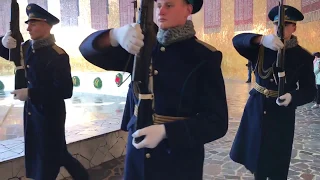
301 46 312 55
52 44 66 55
195 39 217 52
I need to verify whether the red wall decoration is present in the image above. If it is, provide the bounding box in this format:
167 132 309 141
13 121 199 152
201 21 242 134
119 0 135 26
301 0 320 22
60 0 79 27
234 0 253 31
0 0 10 35
90 0 108 30
204 0 221 34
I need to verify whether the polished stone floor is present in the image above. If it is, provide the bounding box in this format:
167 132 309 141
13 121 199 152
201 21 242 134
86 80 320 180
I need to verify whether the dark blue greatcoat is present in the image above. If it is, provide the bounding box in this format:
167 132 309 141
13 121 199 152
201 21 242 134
79 29 229 180
0 39 76 179
0 36 9 59
230 33 316 177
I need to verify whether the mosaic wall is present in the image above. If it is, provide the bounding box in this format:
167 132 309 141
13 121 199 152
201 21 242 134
0 0 320 80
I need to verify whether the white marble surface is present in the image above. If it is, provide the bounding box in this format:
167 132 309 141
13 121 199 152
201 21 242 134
0 130 128 180
0 116 124 163
0 72 129 179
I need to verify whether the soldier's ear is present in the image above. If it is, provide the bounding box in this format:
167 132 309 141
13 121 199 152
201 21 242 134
292 25 297 33
187 4 193 15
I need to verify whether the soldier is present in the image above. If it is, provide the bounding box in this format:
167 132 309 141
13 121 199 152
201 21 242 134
79 0 228 179
0 4 89 180
246 61 252 83
312 52 320 109
230 5 316 179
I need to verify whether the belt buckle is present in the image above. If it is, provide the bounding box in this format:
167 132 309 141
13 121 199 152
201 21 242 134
263 89 270 98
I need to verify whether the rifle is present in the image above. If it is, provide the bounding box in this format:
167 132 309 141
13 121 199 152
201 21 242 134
10 0 26 89
132 0 156 143
276 0 285 100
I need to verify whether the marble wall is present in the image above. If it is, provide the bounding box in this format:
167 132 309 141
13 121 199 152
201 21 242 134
0 130 128 180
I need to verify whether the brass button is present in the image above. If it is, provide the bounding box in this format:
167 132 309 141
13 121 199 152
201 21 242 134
263 89 269 95
154 70 158 75
145 153 151 159
28 112 31 115
263 111 267 114
27 65 30 68
160 47 165 52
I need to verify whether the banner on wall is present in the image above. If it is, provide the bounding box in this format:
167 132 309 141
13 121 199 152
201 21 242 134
301 0 320 23
119 0 135 26
0 0 10 35
266 0 286 28
204 0 221 34
234 0 253 31
60 0 79 26
90 0 108 30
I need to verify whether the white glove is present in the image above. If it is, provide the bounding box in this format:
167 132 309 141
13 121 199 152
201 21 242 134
11 88 29 101
260 34 284 51
109 23 144 55
1 31 17 49
132 124 166 149
276 93 292 107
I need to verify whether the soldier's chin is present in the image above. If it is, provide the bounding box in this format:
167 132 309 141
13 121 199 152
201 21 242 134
30 35 38 40
158 22 170 30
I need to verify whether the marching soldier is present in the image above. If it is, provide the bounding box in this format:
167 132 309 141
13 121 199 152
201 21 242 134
79 0 228 179
230 5 316 179
0 4 88 180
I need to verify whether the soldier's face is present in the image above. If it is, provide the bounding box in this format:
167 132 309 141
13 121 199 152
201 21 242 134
273 22 296 40
156 0 193 30
27 20 52 40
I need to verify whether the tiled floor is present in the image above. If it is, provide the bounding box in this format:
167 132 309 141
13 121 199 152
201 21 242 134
85 80 320 180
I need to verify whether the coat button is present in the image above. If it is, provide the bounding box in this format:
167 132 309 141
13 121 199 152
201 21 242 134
28 112 31 115
160 47 165 52
154 70 158 75
270 79 274 82
32 49 35 53
263 111 267 114
28 81 30 84
26 65 30 68
263 89 269 95
145 153 151 159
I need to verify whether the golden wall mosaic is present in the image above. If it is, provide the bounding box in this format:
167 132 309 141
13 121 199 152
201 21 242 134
0 0 319 80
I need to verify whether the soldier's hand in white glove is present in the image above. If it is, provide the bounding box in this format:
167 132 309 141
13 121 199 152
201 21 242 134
109 23 144 55
260 34 284 51
132 124 166 149
1 31 17 49
276 93 292 107
11 88 29 101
